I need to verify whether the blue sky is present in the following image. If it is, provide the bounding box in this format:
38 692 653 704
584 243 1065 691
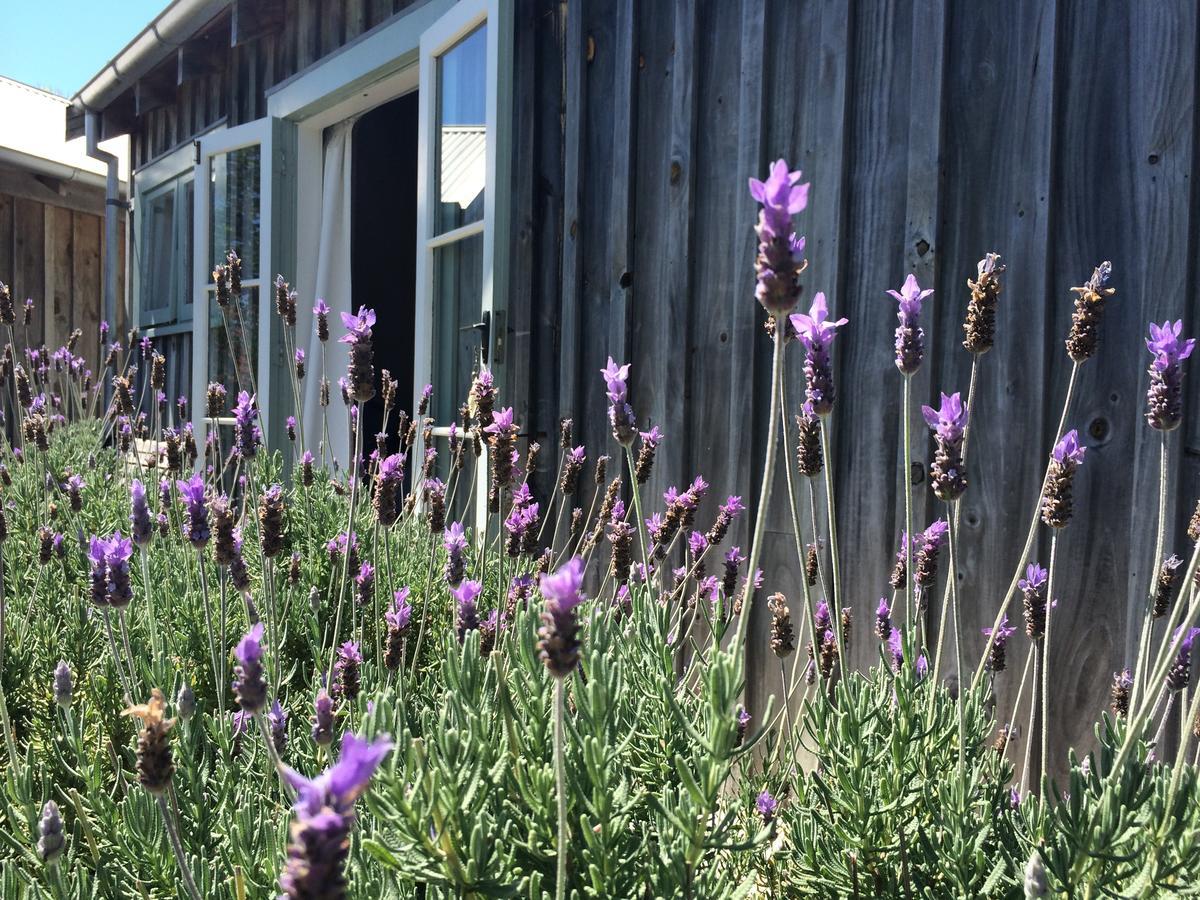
4 1 169 98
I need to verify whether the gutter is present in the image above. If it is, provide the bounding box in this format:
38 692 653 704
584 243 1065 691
70 0 228 115
85 113 122 334
0 147 116 190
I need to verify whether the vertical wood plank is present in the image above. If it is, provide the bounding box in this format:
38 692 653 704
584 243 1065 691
43 205 74 352
557 0 585 430
73 212 102 374
937 0 1059 759
13 198 46 349
0 194 13 286
346 0 368 40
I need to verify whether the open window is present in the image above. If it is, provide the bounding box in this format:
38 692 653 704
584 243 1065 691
415 0 511 526
192 117 294 456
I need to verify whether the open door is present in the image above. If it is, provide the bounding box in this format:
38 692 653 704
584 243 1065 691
192 117 295 464
415 0 511 531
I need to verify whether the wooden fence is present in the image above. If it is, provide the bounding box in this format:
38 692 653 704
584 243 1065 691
512 0 1200 767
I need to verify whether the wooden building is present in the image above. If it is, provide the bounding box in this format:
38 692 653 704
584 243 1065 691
69 0 1200 765
1 76 127 372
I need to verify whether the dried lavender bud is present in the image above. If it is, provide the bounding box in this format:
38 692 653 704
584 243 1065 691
1190 499 1200 542
353 563 374 609
425 478 446 534
0 281 12 326
818 629 838 679
633 426 662 484
1110 669 1132 719
258 484 286 558
53 660 73 710
768 593 794 658
962 253 1004 354
840 606 852 650
559 445 586 496
22 298 33 326
1041 431 1085 528
163 429 183 473
706 495 744 547
594 455 609 486
608 517 634 586
795 407 823 477
569 507 583 542
176 682 195 721
1153 555 1182 619
288 552 302 586
805 543 819 586
214 263 230 308
123 689 175 795
525 441 541 477
206 382 227 418
993 725 1016 755
37 525 53 565
37 801 64 864
380 369 396 410
319 377 330 408
151 352 165 391
212 496 237 566
1065 262 1114 362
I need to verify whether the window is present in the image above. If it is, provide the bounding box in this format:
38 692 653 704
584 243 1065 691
416 0 511 420
137 173 194 327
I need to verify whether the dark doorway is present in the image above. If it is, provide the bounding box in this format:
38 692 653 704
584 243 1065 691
351 90 418 462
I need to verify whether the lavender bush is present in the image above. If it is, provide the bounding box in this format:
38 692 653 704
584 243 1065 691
0 162 1196 900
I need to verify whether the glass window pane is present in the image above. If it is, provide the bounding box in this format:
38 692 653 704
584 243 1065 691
207 287 259 397
434 24 487 234
179 179 195 319
431 233 483 424
140 188 176 316
209 145 261 278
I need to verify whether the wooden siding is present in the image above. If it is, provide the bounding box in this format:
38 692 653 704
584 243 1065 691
131 0 426 169
0 165 122 372
511 0 1200 768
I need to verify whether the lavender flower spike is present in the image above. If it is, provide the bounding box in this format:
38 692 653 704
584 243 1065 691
339 306 377 403
538 557 586 677
176 473 211 548
233 622 267 713
1042 429 1085 528
749 159 809 317
453 580 484 643
1146 319 1195 431
130 478 153 547
789 292 847 415
887 273 934 374
1167 626 1200 692
279 732 393 899
921 392 967 500
601 357 637 446
232 391 260 459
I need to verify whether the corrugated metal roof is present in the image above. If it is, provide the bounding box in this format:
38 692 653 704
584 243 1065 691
0 76 128 179
439 125 485 210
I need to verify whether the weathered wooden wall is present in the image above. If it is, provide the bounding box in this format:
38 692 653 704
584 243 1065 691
0 163 123 371
511 0 1200 767
128 0 426 169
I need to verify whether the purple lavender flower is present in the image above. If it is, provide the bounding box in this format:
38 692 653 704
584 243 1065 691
749 160 809 317
88 533 133 608
339 306 377 403
311 688 335 746
1042 430 1086 528
755 789 779 825
875 597 892 641
286 415 297 442
789 292 847 415
353 563 375 608
333 642 363 703
313 298 331 342
386 588 413 632
233 391 260 459
279 732 393 899
1167 626 1200 692
233 622 267 713
130 479 153 547
982 616 1017 673
886 274 934 374
722 546 745 596
887 628 904 671
176 474 210 548
444 521 467 587
453 580 483 642
538 557 586 677
1020 562 1049 639
266 700 288 756
1145 320 1195 431
922 393 968 500
707 494 745 545
601 357 637 446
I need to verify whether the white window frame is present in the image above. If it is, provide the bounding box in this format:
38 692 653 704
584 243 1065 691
265 0 511 504
133 141 199 331
191 116 294 458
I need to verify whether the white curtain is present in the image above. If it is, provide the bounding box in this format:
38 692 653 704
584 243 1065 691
299 117 356 470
